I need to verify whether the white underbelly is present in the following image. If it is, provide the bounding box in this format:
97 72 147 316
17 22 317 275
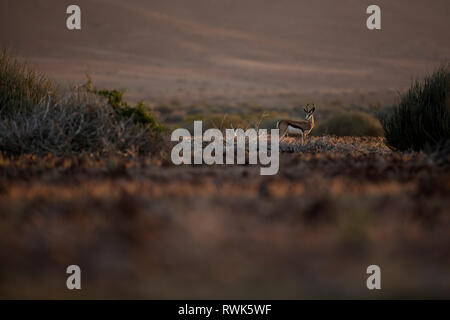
287 125 304 135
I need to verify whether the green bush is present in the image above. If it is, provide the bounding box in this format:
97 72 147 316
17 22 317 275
84 76 164 132
381 65 450 151
0 49 55 117
313 111 384 137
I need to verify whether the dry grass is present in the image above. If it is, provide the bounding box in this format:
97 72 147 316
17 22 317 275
280 136 390 153
313 111 384 137
0 49 55 116
0 137 449 299
0 91 163 156
0 51 164 157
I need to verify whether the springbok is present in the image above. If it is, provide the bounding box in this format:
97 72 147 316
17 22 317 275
276 104 316 144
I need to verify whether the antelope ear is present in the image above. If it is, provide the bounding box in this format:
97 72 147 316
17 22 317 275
311 106 316 113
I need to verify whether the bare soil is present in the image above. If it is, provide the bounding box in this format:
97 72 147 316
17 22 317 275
1 136 449 299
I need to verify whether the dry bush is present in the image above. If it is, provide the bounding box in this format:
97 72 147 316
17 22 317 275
0 91 163 156
313 111 384 137
381 64 450 152
0 51 164 156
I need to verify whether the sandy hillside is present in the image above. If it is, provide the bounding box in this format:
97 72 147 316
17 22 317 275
1 0 449 105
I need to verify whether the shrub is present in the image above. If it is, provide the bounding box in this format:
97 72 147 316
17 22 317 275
0 91 163 156
0 49 55 117
0 51 164 156
84 76 164 132
381 65 450 151
313 111 384 137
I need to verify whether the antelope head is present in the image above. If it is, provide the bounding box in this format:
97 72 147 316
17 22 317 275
303 104 316 121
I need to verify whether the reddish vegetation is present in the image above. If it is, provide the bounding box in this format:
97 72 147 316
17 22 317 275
0 136 449 298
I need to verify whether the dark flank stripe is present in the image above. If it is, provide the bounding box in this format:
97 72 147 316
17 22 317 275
286 121 311 131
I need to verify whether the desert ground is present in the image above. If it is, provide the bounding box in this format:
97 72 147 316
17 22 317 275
0 137 449 299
